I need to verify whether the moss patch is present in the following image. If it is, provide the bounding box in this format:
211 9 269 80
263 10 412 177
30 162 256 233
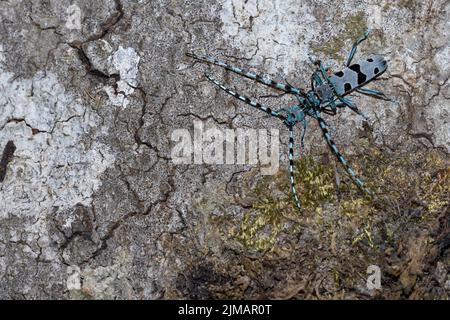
198 142 448 299
232 144 449 253
314 11 368 63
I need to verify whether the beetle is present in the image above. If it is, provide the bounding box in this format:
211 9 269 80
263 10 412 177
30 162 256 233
186 30 391 209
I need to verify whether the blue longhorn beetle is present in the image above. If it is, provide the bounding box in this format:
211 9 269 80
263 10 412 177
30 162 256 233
186 31 391 209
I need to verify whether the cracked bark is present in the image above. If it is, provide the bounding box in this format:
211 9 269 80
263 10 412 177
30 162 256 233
0 0 449 300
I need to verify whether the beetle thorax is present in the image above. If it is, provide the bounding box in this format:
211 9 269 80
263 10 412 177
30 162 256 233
314 83 334 102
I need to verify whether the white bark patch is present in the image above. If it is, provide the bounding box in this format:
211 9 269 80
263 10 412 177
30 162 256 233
67 266 82 291
0 44 115 255
219 0 317 74
105 46 141 108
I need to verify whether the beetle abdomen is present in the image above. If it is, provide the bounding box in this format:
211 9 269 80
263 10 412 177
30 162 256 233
328 55 387 95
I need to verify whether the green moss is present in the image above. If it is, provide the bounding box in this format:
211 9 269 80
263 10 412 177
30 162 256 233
235 197 286 251
294 157 336 208
314 12 368 63
235 156 337 251
234 145 449 252
344 12 368 43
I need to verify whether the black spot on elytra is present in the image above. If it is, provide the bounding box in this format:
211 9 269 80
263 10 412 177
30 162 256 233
367 58 374 62
349 63 367 84
335 71 344 77
344 83 352 92
349 64 361 72
374 67 379 74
